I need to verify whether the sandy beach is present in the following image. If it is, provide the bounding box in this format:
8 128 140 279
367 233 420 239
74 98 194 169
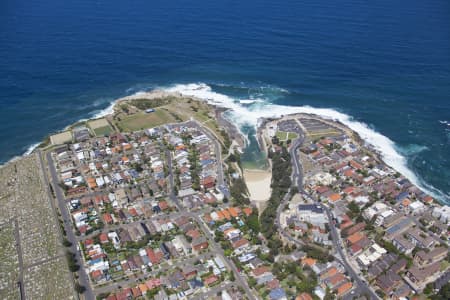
243 168 272 211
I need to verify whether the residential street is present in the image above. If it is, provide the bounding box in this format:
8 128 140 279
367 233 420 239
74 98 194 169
46 151 95 300
277 134 379 300
165 123 256 300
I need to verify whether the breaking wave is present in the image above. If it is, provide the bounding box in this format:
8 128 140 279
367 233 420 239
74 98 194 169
7 82 448 203
164 82 449 203
23 142 40 156
397 144 429 156
90 100 116 119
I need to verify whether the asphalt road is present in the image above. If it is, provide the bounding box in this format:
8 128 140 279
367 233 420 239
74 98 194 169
319 199 378 299
194 215 256 300
164 123 255 300
276 134 379 300
194 120 225 187
46 151 95 300
93 251 215 296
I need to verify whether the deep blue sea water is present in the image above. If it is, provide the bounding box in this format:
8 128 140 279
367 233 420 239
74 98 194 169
1 0 449 203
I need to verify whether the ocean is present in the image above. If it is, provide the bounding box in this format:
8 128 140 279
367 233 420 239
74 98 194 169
0 0 449 203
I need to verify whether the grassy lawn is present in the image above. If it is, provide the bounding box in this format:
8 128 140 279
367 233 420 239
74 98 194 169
114 95 226 145
441 260 449 271
116 109 176 132
93 125 113 136
287 132 298 140
276 131 298 141
307 130 340 138
276 131 287 140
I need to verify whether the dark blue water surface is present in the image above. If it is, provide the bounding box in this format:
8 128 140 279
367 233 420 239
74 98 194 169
1 0 449 202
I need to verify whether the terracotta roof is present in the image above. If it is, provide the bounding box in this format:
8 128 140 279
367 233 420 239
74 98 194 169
221 209 231 220
344 169 354 177
232 238 249 249
343 186 355 194
329 193 342 202
422 195 433 203
320 267 338 279
138 283 149 293
186 229 201 239
228 207 239 217
350 243 363 254
252 266 270 277
90 270 102 280
203 213 212 223
329 273 346 287
315 186 329 194
131 287 142 297
347 232 364 245
99 233 109 243
337 281 353 296
216 210 225 220
350 160 362 170
301 257 317 267
223 227 238 236
296 293 313 300
243 207 252 216
158 200 168 210
204 275 219 285
266 279 280 289
145 278 161 289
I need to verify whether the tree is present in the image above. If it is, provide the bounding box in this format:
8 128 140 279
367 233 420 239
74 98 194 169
66 251 80 272
75 283 86 294
247 212 260 233
347 201 360 215
62 238 72 247
248 277 257 287
431 282 450 300
424 283 433 295
324 288 335 300
260 146 292 243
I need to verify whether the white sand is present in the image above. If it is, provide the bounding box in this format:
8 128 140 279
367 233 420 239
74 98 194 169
243 169 272 208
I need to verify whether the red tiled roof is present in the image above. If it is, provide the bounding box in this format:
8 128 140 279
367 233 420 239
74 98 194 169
99 233 109 243
158 201 169 210
337 281 353 296
347 232 364 245
186 229 201 239
296 293 313 300
232 238 249 249
242 207 252 216
204 275 219 285
302 257 317 267
102 213 113 224
266 279 280 289
252 266 270 277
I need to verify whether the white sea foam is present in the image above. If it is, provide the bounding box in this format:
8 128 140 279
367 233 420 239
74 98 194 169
2 142 41 165
397 144 429 156
24 142 40 156
165 82 449 202
239 99 264 104
90 100 116 119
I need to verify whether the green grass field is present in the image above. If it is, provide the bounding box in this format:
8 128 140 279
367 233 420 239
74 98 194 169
276 131 298 141
307 130 341 138
93 125 113 136
117 110 176 132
